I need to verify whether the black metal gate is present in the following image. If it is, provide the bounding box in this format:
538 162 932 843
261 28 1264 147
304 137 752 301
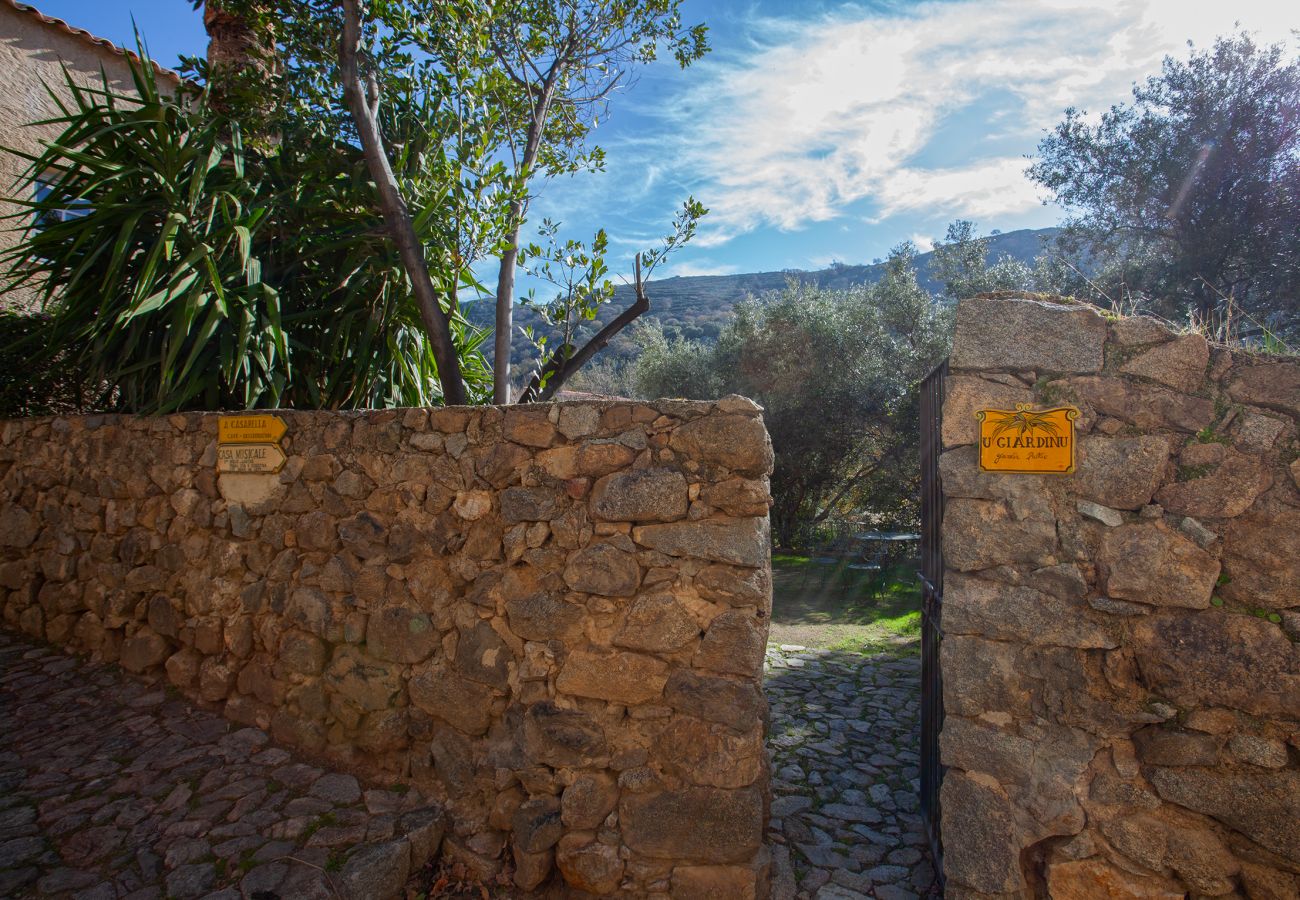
918 359 947 887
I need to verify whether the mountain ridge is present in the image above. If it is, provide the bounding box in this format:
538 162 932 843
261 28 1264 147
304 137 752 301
467 225 1059 372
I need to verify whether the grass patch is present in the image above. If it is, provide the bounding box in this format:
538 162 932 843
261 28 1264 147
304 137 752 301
301 811 338 842
769 556 922 654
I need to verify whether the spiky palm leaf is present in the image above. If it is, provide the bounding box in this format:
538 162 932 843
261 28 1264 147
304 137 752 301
2 49 494 413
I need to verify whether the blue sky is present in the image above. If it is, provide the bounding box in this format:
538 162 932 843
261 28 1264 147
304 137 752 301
32 0 1298 285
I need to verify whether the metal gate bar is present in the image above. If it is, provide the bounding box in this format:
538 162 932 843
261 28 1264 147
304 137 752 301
917 359 947 888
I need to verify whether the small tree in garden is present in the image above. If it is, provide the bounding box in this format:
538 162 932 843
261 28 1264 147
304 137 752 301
634 245 953 548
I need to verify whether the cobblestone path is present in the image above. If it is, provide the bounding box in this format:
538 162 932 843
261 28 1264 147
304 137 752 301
765 645 938 900
0 631 444 900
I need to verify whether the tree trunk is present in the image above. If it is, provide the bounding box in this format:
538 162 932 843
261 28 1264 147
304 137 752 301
493 210 523 404
491 66 561 405
338 0 467 405
202 1 277 123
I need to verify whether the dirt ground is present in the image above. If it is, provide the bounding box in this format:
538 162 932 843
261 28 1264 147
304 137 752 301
766 555 922 654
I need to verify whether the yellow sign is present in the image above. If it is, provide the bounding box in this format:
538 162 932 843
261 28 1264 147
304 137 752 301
219 414 287 444
216 443 286 475
976 404 1078 474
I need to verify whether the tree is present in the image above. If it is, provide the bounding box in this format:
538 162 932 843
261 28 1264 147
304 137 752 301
483 1 708 403
217 0 707 404
929 220 1036 301
633 246 952 548
1029 32 1300 331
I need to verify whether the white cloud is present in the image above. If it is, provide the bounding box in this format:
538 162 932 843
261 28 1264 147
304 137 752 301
659 0 1296 246
664 259 740 278
908 233 936 253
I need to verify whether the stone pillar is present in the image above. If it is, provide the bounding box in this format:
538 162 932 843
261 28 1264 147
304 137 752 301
937 295 1300 898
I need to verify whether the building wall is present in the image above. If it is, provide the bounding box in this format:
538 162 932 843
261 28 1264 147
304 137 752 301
0 3 180 309
0 398 775 896
938 295 1300 897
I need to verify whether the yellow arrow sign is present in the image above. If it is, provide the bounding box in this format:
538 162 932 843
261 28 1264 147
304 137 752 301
216 443 287 475
219 414 287 445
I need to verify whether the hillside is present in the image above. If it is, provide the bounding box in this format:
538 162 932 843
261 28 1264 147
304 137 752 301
466 226 1059 376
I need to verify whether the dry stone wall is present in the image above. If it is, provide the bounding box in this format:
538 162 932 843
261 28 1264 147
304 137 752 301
0 398 775 897
939 294 1300 898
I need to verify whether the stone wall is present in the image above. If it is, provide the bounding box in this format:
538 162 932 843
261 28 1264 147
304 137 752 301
938 294 1300 898
0 398 775 896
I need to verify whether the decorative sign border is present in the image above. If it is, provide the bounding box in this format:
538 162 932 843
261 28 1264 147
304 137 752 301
975 404 1079 475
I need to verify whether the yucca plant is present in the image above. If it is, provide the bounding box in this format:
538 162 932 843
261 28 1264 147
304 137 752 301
2 49 493 414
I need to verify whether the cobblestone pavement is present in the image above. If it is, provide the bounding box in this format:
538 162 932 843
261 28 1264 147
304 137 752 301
765 644 938 900
0 631 444 900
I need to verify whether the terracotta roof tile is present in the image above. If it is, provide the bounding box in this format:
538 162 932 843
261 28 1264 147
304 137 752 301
4 0 185 83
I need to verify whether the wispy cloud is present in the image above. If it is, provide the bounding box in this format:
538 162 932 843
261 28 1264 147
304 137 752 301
654 0 1295 247
664 259 740 278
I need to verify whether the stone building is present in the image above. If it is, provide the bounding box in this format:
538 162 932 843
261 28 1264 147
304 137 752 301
0 0 182 308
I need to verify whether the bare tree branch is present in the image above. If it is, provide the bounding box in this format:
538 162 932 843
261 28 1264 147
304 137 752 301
339 0 466 405
517 254 650 403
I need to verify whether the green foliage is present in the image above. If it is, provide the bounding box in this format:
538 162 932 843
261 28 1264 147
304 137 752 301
1029 32 1300 334
3 53 492 413
930 220 1035 300
633 245 952 546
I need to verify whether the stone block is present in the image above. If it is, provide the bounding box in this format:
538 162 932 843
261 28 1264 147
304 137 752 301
941 498 1057 572
663 668 765 732
1073 435 1171 510
694 609 768 675
324 646 402 712
120 629 169 673
1155 447 1272 519
671 863 765 900
1228 360 1300 417
562 773 619 830
669 414 773 477
512 797 563 853
523 701 610 767
365 607 439 664
556 649 668 704
939 771 1021 894
590 468 688 522
409 667 496 736
694 564 770 610
950 296 1106 374
454 621 511 690
621 786 763 863
1067 376 1215 433
1119 332 1209 391
699 478 770 517
1099 521 1219 608
556 833 624 894
563 542 641 596
614 590 699 652
1221 491 1300 609
1132 610 1300 719
1132 725 1223 766
653 716 765 789
945 573 1117 648
500 486 563 523
505 592 586 642
1149 767 1300 865
0 505 38 548
633 519 769 567
1046 858 1183 899
941 375 1032 448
